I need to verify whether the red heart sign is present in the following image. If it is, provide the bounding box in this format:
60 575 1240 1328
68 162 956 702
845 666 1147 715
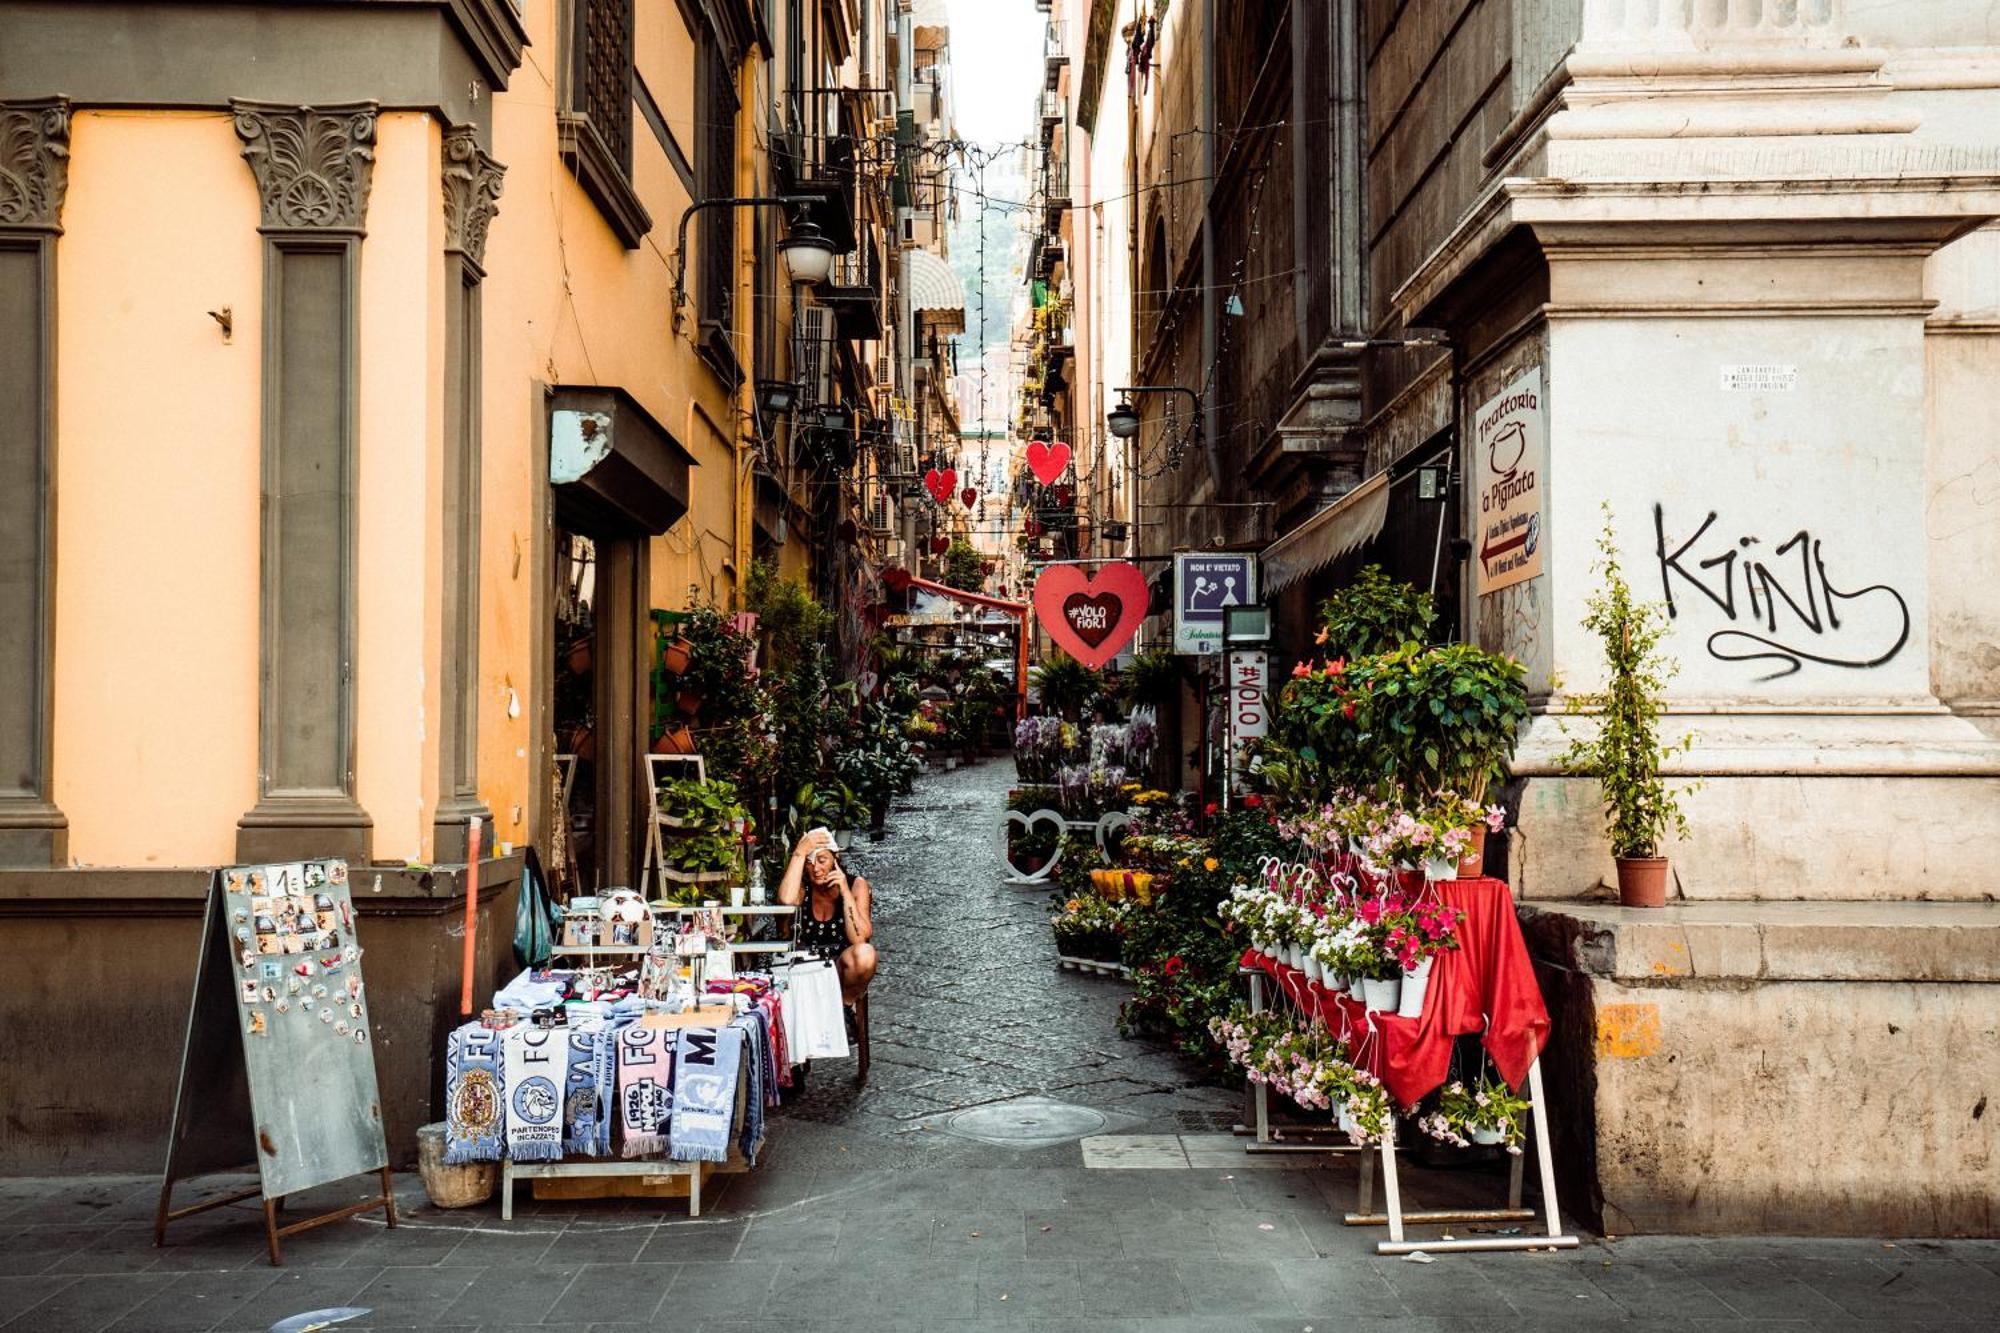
931 535 950 554
1032 561 1147 669
1026 439 1072 487
924 467 957 504
960 487 978 509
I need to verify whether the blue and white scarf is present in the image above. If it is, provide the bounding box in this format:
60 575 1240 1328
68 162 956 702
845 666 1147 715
443 1024 505 1164
668 1025 742 1163
501 1028 566 1162
618 1026 675 1158
735 1015 766 1165
562 1029 601 1157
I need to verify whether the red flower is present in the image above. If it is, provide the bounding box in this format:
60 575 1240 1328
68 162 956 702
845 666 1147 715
1342 701 1357 720
1291 661 1312 679
1203 802 1218 817
1163 955 1185 976
1243 793 1263 809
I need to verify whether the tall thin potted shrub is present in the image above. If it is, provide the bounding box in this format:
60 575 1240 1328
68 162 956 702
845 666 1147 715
1559 514 1696 907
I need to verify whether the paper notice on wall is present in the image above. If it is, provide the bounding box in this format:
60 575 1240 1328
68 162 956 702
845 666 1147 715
1472 367 1546 596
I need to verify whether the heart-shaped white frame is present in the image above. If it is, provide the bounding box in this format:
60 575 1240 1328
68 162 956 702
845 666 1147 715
1001 807 1070 884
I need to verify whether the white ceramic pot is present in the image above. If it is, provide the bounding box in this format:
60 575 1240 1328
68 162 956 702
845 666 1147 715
1425 855 1459 882
1337 1103 1357 1136
1303 954 1323 985
1361 976 1402 1013
1470 1125 1506 1146
1397 956 1433 1018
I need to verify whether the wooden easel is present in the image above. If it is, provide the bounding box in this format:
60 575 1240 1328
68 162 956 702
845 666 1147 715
640 751 707 898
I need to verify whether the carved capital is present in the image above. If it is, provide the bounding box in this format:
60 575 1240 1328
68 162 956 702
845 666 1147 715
441 125 506 267
231 100 378 233
0 98 71 232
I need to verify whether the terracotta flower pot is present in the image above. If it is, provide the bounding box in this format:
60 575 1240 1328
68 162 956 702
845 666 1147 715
1457 825 1488 879
565 636 593 676
675 688 704 718
660 636 694 676
651 725 695 755
563 723 596 762
1616 855 1669 908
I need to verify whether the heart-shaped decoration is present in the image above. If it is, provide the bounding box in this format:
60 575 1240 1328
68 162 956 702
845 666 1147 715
1032 561 1148 669
1026 439 1072 487
960 487 978 509
931 534 950 555
1002 807 1070 884
924 467 957 504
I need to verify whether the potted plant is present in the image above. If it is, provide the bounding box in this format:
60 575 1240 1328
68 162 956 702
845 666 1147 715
1431 1074 1531 1153
1559 513 1697 907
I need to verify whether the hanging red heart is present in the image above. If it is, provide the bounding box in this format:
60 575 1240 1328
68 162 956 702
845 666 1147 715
931 535 950 555
1026 438 1073 487
960 487 978 509
882 566 912 592
1032 561 1148 670
924 467 957 504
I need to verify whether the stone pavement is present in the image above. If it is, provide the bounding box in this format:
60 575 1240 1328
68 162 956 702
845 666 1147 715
3 759 1997 1331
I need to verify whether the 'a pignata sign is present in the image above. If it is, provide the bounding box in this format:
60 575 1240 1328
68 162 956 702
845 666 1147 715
1473 367 1546 595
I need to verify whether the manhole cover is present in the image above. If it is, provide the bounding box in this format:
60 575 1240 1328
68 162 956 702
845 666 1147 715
938 1095 1112 1149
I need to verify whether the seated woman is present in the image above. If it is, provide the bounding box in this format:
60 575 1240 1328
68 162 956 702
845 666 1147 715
777 829 877 1004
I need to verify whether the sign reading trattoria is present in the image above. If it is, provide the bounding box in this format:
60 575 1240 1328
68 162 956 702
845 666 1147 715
1472 367 1546 595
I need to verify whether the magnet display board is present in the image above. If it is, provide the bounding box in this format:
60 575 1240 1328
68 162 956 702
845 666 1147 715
157 860 394 1263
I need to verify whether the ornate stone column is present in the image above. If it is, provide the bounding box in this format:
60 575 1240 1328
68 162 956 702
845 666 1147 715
0 98 70 866
434 125 504 858
232 101 378 864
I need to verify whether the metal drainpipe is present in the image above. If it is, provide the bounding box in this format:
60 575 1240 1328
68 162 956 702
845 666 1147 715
1200 0 1219 492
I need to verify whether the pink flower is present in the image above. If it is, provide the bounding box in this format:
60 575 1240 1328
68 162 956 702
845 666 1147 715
1485 806 1506 832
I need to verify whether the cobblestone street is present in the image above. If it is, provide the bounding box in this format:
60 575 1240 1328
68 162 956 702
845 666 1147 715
2 760 1997 1331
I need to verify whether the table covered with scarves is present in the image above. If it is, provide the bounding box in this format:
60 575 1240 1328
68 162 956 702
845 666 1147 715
1238 876 1550 1107
1238 875 1577 1256
439 969 793 1218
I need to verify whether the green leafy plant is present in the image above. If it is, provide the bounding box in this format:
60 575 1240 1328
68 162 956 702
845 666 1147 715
1031 652 1104 721
659 776 749 834
834 700 923 820
940 538 987 592
664 829 743 876
1118 647 1180 710
1315 564 1436 658
1557 512 1696 858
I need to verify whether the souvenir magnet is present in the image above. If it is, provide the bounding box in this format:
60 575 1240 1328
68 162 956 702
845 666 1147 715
240 949 256 970
335 1020 349 1036
233 909 247 924
353 1029 367 1044
345 976 362 998
247 1012 267 1036
275 999 290 1015
293 962 311 977
261 961 281 981
329 862 347 885
311 983 327 999
287 977 302 995
261 985 277 1003
240 980 259 1004
234 925 251 942
318 1007 333 1023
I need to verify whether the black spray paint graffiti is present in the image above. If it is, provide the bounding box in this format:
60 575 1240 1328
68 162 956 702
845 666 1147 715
1654 505 1911 681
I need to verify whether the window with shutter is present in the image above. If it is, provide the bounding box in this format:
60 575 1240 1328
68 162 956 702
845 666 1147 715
557 0 650 247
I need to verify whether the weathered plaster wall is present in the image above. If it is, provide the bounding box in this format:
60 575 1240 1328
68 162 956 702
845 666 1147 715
52 110 262 868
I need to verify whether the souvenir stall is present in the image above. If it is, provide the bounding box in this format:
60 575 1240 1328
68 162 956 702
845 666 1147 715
1220 848 1576 1257
437 890 852 1217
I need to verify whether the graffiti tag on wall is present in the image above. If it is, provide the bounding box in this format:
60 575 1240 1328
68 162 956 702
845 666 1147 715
1653 505 1910 681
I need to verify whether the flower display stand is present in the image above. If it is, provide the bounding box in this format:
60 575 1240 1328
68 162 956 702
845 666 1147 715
1000 807 1132 885
1056 955 1129 978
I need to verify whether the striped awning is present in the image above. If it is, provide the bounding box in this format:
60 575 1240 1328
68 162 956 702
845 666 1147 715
1259 473 1391 594
905 248 966 333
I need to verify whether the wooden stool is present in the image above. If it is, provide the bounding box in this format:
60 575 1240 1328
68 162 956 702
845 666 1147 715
847 993 871 1083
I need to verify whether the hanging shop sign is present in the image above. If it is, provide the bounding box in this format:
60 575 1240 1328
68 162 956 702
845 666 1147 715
1472 366 1546 595
1034 560 1148 669
1026 438 1073 486
1227 650 1269 778
1173 552 1257 655
157 859 393 1264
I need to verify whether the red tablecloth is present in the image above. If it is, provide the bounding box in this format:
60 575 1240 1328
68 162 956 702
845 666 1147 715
1238 876 1549 1108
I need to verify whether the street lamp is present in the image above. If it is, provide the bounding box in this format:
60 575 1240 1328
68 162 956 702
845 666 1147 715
1106 401 1140 439
1108 384 1203 443
756 379 803 418
671 195 838 322
776 220 837 285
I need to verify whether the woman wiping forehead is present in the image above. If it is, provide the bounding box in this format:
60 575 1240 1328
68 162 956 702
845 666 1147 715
777 829 877 1004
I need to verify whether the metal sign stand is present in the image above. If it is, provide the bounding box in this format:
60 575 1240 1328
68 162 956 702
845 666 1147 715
154 867 397 1266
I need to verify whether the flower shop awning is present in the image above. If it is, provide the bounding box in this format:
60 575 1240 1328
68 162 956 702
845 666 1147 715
898 577 1030 716
1258 472 1389 595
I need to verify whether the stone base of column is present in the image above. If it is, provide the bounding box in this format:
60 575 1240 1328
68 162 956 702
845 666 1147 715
0 801 68 868
432 802 496 864
237 798 373 866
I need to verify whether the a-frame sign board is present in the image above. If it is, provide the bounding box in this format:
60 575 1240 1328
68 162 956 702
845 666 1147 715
154 860 396 1265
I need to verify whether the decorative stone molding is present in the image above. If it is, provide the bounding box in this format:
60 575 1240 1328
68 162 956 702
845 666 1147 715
441 125 505 267
0 98 71 232
231 100 378 233
1582 0 1844 48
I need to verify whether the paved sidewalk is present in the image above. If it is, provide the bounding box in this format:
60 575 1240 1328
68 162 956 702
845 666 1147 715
5 762 1996 1330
